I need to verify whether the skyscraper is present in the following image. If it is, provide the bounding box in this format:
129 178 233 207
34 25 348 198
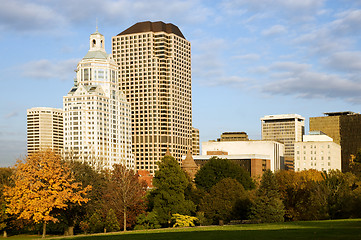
310 111 361 172
63 29 134 169
112 21 192 174
261 114 305 170
27 107 63 155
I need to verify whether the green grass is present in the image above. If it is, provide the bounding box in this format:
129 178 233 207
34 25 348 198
7 219 361 240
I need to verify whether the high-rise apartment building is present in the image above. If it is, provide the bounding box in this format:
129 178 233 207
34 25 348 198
63 29 134 169
192 127 200 155
27 107 63 155
310 111 361 172
261 114 305 170
112 21 192 174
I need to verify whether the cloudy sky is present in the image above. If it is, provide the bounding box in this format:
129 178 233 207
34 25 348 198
1 0 361 166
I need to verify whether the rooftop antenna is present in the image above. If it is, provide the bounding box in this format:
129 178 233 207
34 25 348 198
96 18 98 32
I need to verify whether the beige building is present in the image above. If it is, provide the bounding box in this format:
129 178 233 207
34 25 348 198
63 29 134 170
217 132 249 141
27 107 63 155
310 111 361 172
261 114 305 170
192 127 200 155
112 21 192 174
201 140 285 172
294 131 341 172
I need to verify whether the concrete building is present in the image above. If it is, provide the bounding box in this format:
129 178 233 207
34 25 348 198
27 107 63 155
294 131 341 172
63 29 134 170
192 127 200 155
112 21 192 174
201 140 285 172
217 132 249 141
310 111 361 172
261 114 305 170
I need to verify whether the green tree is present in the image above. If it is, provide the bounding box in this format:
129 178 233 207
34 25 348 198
4 150 90 238
88 212 103 233
200 178 251 224
150 156 195 227
62 160 108 235
105 209 120 232
194 157 254 191
251 170 285 223
134 212 161 230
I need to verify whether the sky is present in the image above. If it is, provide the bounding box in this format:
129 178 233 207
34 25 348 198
1 0 361 166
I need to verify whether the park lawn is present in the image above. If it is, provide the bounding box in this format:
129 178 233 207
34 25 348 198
10 219 361 240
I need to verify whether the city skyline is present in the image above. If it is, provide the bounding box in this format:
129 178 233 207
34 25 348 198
2 1 361 166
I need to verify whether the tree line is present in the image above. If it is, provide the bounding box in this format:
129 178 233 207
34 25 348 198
1 150 361 237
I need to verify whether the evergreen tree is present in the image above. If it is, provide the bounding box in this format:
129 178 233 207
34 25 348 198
105 209 120 232
150 156 195 227
250 170 285 223
194 157 254 191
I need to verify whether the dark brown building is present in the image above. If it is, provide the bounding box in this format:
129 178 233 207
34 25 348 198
310 111 361 172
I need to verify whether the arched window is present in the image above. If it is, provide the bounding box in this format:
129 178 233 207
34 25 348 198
92 39 96 47
101 40 103 48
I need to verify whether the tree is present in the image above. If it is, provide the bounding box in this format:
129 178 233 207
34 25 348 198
194 157 255 191
150 156 196 227
62 160 108 235
199 178 251 224
103 164 147 231
171 214 198 227
4 150 90 238
250 170 285 223
0 168 12 237
105 209 120 232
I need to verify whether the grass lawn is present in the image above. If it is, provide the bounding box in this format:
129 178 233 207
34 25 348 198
7 219 361 240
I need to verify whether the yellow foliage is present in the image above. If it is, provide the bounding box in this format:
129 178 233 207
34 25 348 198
171 214 198 228
4 150 90 224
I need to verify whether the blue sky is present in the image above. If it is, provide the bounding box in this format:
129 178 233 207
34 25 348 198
1 0 361 166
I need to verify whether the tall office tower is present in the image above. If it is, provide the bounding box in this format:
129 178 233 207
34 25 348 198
192 127 200 155
310 111 361 172
27 107 63 155
261 114 305 170
112 21 192 174
63 29 134 170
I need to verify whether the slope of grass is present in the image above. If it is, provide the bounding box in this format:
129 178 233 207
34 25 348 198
10 219 361 240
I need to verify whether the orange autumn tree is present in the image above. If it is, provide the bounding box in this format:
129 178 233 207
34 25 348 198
4 150 90 238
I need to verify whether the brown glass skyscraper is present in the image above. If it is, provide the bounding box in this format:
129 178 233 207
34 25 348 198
112 21 192 174
310 111 361 172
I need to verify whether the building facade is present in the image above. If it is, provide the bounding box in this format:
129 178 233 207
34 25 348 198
27 107 63 155
310 111 361 172
294 131 341 172
217 132 249 141
261 114 305 170
201 140 285 172
63 30 134 169
112 21 192 174
192 127 200 155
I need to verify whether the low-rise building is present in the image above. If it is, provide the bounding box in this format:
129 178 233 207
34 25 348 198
294 131 341 172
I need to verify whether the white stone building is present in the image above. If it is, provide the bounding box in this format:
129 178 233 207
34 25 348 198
201 140 285 171
294 131 341 172
63 29 134 170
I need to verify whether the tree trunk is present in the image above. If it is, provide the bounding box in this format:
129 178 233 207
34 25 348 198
64 226 74 236
123 206 127 231
42 222 46 238
3 230 7 238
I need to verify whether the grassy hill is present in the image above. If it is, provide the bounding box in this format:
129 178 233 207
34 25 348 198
9 219 361 240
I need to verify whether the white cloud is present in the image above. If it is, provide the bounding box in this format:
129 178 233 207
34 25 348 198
21 58 79 81
262 61 361 102
0 0 65 32
262 25 287 36
233 54 260 61
4 111 19 119
322 51 361 73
